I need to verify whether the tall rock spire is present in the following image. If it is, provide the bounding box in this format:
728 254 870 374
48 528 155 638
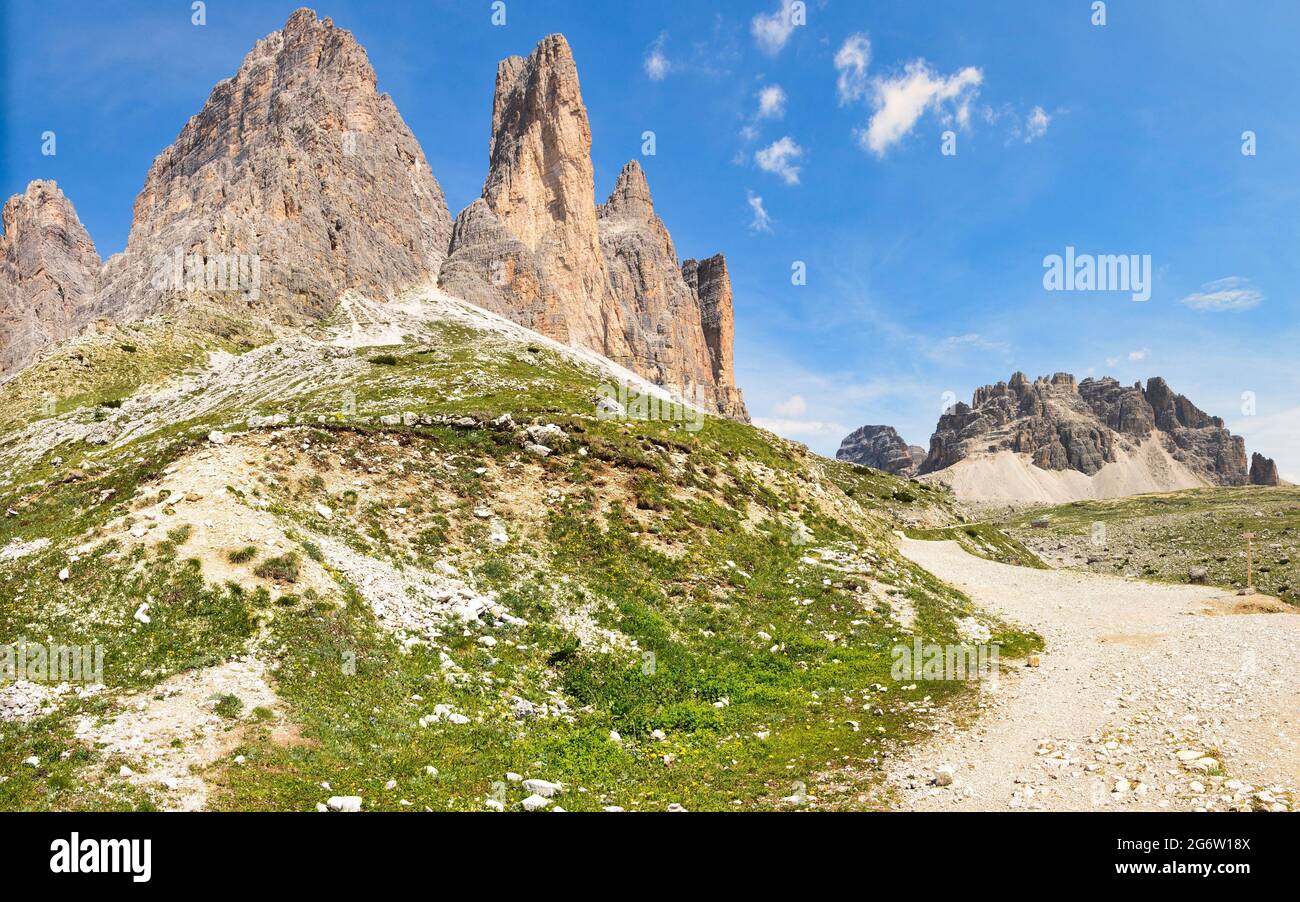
443 34 630 363
96 8 452 325
441 36 746 419
681 254 746 420
600 161 747 420
0 181 101 377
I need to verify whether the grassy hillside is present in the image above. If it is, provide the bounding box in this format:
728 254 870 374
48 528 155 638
1001 487 1300 605
0 294 1038 811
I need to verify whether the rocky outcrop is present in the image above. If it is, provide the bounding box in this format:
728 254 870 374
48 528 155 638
1250 452 1281 486
4 13 748 418
440 36 746 419
96 8 451 325
600 163 747 420
919 372 1251 486
0 181 101 377
680 255 746 420
836 425 924 476
441 35 627 361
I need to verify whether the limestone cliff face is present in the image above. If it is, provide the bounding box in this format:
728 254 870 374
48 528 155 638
835 425 924 476
917 372 1251 485
443 35 628 360
5 14 748 419
0 181 101 377
440 36 746 419
599 162 747 420
679 255 747 420
97 8 451 325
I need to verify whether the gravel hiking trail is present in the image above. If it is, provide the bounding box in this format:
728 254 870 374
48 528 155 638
889 538 1300 812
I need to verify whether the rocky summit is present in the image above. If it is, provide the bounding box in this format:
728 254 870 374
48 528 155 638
836 425 925 476
1 12 743 419
840 371 1282 504
918 372 1250 483
96 9 453 327
440 35 745 419
0 182 101 377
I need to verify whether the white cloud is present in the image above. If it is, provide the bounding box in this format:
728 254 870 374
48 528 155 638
1024 105 1050 142
746 190 773 232
858 60 983 156
1180 276 1263 312
1229 406 1300 484
755 136 803 185
644 33 671 81
752 417 850 439
773 394 807 416
1128 348 1150 362
751 0 801 55
1105 356 1119 367
834 33 872 105
757 84 787 119
739 125 759 142
928 333 1010 360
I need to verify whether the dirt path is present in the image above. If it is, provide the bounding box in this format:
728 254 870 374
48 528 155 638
889 538 1300 812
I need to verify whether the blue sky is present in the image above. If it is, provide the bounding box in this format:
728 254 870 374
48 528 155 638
2 0 1297 478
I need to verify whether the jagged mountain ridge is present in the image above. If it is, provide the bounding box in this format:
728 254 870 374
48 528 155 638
0 10 746 419
839 371 1281 502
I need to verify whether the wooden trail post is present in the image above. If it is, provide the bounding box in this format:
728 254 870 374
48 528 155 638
1243 532 1256 590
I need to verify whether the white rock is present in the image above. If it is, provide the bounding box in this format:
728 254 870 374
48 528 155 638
58 567 70 581
446 712 470 725
484 798 504 811
22 756 39 767
207 430 227 445
315 503 334 520
520 794 551 811
326 795 363 812
384 779 397 790
119 765 134 777
933 766 954 787
522 779 563 798
133 603 151 624
505 772 522 782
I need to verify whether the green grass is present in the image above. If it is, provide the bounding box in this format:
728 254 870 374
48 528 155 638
1000 486 1300 603
228 545 259 564
254 553 301 584
905 522 1050 569
0 308 1040 811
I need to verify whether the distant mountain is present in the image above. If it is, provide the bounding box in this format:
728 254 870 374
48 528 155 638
836 425 925 476
839 371 1282 503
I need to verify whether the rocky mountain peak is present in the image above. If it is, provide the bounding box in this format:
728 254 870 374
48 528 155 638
441 34 745 419
914 370 1250 487
1250 452 1282 486
446 32 628 361
1 180 101 377
600 161 656 220
836 425 925 476
95 7 451 325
